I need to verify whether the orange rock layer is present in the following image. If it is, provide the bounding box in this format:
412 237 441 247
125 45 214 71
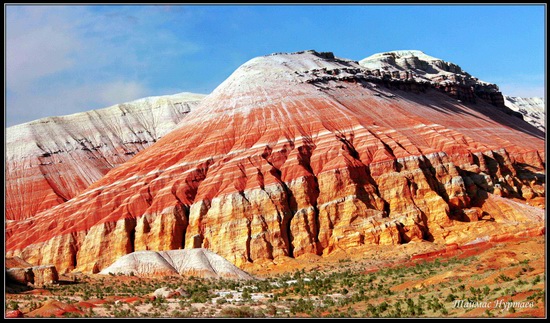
6 51 545 273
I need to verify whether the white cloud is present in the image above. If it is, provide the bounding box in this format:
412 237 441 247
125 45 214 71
5 5 202 126
6 6 82 92
6 80 150 127
485 74 545 99
96 81 149 105
498 84 545 99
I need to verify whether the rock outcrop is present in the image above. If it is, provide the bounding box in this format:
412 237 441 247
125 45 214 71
152 287 189 299
99 249 254 280
6 310 25 318
6 257 59 287
504 96 545 132
359 50 510 112
6 92 205 221
32 265 60 287
6 50 545 274
6 267 34 285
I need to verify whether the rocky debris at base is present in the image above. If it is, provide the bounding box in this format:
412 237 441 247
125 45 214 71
5 310 25 318
6 259 59 287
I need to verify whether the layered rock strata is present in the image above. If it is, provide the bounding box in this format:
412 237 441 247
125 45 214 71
6 50 545 273
360 50 512 115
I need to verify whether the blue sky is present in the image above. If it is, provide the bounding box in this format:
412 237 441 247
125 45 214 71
5 4 546 127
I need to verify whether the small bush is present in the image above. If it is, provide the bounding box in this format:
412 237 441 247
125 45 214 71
7 300 19 310
498 274 513 282
220 306 262 318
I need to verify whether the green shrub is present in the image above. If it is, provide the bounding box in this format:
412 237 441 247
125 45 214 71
7 300 19 310
220 306 262 318
498 274 513 282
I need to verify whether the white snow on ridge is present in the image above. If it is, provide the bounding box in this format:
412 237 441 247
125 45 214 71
7 92 207 160
504 96 545 132
5 91 206 221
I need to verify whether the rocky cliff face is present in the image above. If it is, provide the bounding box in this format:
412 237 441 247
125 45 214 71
360 50 544 130
360 50 511 111
6 257 59 287
6 92 205 221
504 96 545 132
6 50 545 274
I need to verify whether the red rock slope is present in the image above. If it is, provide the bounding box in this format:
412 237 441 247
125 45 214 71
6 92 205 221
6 50 545 273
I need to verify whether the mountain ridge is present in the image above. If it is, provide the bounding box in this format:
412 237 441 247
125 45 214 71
6 50 545 275
6 92 206 221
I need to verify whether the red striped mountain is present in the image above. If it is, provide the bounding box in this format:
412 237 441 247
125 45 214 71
6 50 545 274
6 92 205 221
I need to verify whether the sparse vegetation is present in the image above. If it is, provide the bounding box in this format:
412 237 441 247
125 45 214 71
7 300 20 310
5 236 545 318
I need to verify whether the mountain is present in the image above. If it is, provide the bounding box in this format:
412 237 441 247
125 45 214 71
6 50 545 274
504 96 545 132
5 92 205 221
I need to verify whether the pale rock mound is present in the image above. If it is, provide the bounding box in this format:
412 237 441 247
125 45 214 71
152 287 189 298
6 256 33 268
100 248 254 280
